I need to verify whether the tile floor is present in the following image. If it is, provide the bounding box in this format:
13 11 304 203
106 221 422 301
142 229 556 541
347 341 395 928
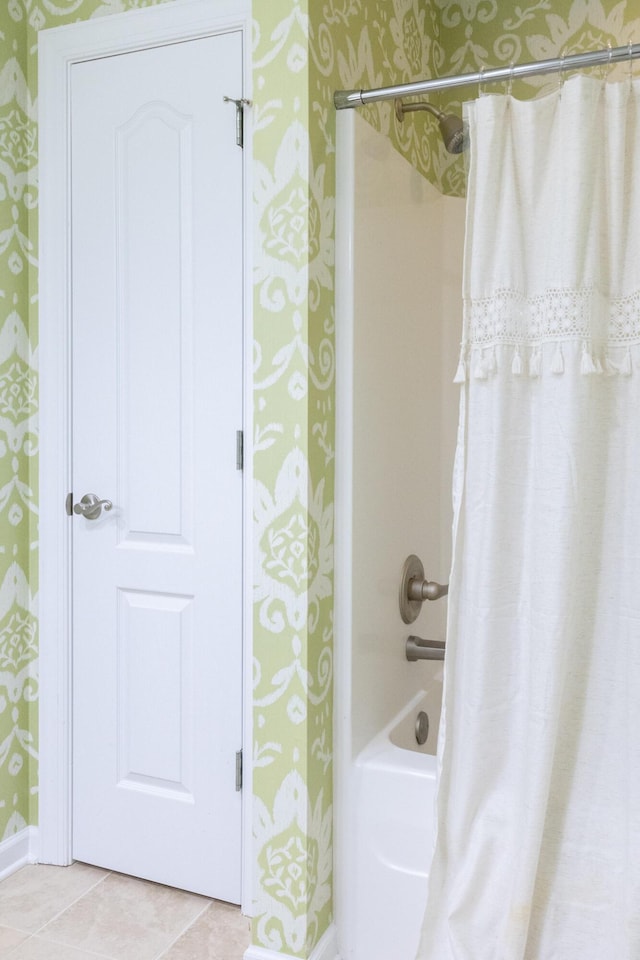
0 863 250 959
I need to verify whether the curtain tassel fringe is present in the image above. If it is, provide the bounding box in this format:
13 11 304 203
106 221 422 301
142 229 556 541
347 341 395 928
486 347 497 376
453 354 467 384
473 350 488 379
550 343 564 374
511 347 523 376
580 342 602 375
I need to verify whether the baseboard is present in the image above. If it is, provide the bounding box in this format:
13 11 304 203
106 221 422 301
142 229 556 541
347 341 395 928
309 926 340 960
0 826 38 881
244 923 340 960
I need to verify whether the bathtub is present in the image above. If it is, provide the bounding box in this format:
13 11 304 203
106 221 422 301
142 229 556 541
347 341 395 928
350 679 443 960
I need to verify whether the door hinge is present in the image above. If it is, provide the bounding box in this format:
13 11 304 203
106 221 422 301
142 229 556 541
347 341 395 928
235 749 243 792
223 96 251 148
236 430 244 471
66 492 73 516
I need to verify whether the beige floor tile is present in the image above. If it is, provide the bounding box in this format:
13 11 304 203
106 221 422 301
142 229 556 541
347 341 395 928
0 864 109 934
41 872 210 960
0 925 30 954
4 935 112 959
160 901 250 960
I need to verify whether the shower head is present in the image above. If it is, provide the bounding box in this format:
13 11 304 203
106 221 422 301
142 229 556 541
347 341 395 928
437 112 468 155
394 98 468 154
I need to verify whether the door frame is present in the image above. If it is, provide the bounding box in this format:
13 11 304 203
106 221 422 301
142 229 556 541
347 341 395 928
38 0 253 911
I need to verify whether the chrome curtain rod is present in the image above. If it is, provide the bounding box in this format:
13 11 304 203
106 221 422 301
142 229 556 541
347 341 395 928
334 42 640 110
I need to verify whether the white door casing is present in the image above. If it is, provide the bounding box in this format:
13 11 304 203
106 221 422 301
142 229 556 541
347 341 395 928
38 0 253 909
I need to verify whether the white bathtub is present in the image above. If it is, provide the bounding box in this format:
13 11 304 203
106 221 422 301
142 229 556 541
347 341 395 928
350 680 443 960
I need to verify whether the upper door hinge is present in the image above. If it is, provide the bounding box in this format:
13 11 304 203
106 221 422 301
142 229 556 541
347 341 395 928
223 96 251 148
236 430 244 471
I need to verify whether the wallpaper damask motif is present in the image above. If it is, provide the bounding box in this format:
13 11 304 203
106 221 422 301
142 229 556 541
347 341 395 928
0 1 638 958
436 0 640 195
250 2 437 953
251 8 333 952
0 12 38 844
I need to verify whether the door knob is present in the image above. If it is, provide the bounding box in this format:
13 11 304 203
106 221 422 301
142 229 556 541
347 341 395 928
73 493 113 520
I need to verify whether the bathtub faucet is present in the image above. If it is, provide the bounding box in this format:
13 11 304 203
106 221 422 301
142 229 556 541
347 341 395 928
406 635 446 661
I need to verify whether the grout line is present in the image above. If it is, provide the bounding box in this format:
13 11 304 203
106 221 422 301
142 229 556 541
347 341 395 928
33 929 123 959
0 865 113 938
2 931 33 960
152 900 213 960
30 865 113 937
2 868 249 960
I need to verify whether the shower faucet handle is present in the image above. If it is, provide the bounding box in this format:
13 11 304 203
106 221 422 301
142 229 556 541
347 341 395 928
399 554 449 624
407 577 449 602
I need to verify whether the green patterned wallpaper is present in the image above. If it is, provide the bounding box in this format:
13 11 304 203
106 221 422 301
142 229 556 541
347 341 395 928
251 9 332 953
0 0 637 957
250 1 442 952
0 5 38 845
436 0 640 195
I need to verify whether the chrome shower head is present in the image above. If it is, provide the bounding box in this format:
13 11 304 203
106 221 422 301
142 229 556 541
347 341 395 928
394 98 468 154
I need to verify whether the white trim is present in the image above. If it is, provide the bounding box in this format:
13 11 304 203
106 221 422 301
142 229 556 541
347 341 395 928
333 110 356 960
38 0 253 909
244 925 340 960
0 827 39 881
38 0 249 59
240 4 254 915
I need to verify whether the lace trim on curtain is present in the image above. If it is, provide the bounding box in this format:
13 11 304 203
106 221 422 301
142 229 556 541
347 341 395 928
454 287 640 382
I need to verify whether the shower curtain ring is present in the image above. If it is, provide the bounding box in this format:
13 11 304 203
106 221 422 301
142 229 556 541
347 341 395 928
630 40 635 82
479 65 487 97
507 62 514 97
600 41 613 81
558 47 567 96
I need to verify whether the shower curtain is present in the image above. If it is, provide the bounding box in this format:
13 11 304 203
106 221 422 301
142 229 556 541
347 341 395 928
418 75 640 960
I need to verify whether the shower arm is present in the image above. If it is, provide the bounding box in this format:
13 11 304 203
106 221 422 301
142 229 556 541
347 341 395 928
394 97 468 154
394 99 444 122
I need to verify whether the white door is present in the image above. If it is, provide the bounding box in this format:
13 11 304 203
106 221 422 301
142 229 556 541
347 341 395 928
70 31 244 902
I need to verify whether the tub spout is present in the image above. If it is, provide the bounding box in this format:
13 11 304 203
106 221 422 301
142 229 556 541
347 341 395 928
406 635 446 661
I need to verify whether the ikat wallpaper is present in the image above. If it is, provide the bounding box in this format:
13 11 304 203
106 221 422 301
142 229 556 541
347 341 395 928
0 2 638 958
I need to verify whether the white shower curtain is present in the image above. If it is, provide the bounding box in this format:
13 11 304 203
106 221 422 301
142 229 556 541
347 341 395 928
418 75 640 960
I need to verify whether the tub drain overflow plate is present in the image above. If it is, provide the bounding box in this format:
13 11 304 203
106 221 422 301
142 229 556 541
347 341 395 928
415 710 430 746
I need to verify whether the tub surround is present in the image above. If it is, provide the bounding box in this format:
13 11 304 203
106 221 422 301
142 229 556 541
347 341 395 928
334 110 464 960
352 684 442 960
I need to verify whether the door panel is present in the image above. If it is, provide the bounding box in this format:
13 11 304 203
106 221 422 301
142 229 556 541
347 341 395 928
117 588 194 795
70 31 243 901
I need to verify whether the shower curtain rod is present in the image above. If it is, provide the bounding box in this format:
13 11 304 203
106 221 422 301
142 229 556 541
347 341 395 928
334 42 640 110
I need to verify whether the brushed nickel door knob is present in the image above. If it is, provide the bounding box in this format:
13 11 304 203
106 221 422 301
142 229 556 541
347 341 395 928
73 493 113 520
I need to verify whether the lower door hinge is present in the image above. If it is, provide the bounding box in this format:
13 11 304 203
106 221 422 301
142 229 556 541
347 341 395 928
235 749 243 792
